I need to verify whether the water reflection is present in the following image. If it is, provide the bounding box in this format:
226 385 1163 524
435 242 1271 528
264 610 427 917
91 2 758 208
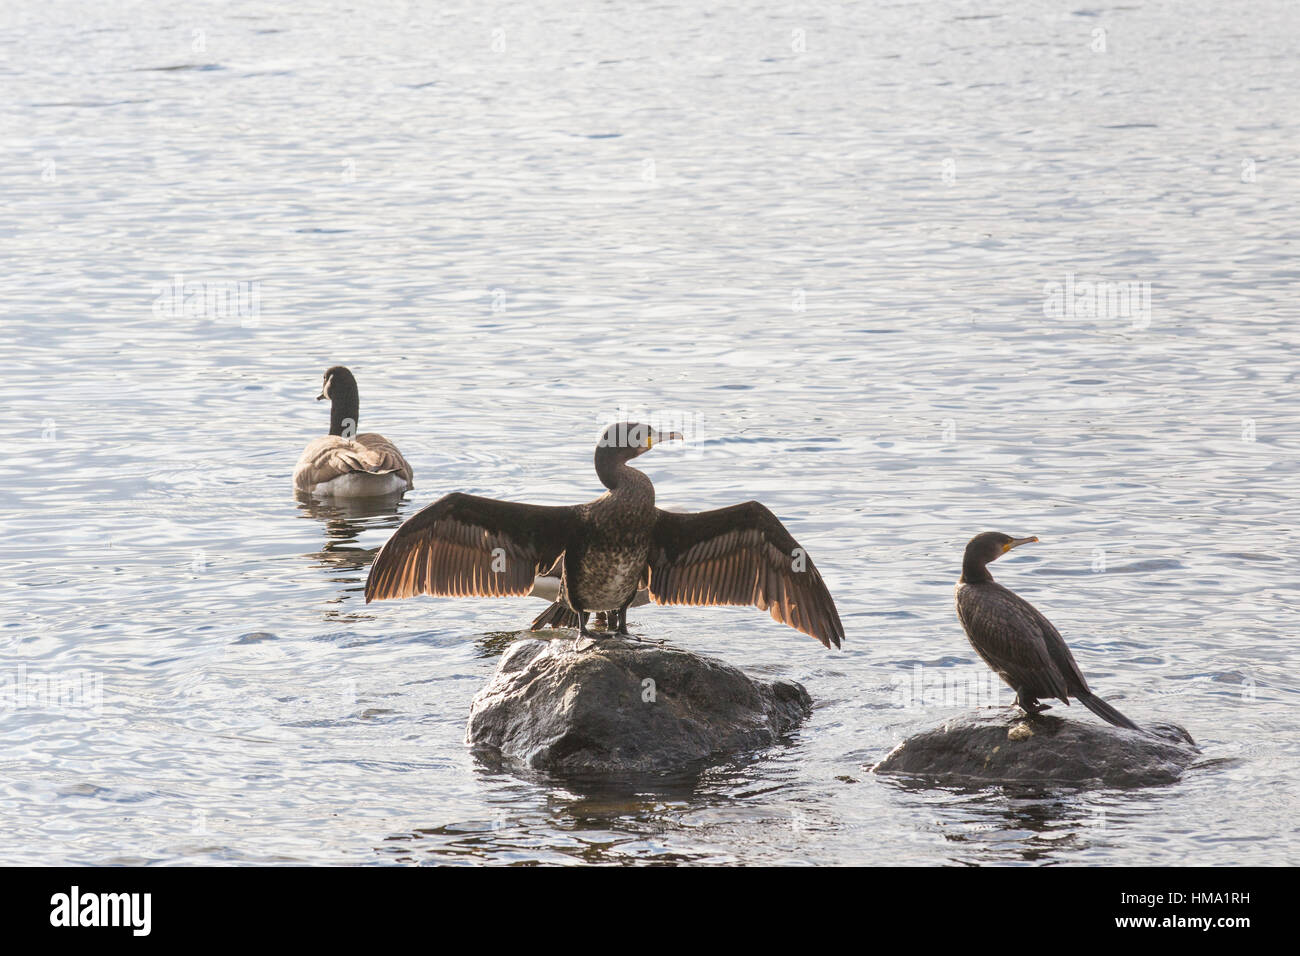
475 630 538 659
296 493 407 620
5 0 1296 866
295 492 405 574
376 758 778 864
475 758 713 804
940 793 1104 865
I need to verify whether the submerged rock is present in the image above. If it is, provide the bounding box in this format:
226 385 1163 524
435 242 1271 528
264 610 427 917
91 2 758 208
467 636 812 773
872 709 1198 788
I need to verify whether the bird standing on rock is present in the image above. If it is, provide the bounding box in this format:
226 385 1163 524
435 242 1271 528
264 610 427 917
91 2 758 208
955 532 1141 730
365 422 845 648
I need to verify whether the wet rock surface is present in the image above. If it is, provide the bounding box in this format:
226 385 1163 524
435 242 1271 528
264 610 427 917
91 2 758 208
467 636 812 773
872 709 1198 788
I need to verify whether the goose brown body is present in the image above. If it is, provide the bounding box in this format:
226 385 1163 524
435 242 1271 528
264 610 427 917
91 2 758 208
294 433 411 496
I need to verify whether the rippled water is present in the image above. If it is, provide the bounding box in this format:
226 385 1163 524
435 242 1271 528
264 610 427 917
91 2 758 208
2 0 1298 865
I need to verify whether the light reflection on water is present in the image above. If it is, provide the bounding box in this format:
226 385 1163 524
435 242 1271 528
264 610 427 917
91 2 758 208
1 0 1298 864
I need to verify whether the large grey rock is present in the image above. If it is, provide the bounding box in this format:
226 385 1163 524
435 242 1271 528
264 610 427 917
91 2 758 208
872 709 1198 788
467 636 812 773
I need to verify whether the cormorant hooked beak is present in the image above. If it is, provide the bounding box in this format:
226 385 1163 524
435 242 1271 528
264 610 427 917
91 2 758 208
645 429 684 451
316 391 326 401
1002 536 1039 553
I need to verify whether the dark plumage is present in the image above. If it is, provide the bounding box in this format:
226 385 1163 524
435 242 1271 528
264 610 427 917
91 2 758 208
955 532 1141 730
527 555 647 631
365 422 845 648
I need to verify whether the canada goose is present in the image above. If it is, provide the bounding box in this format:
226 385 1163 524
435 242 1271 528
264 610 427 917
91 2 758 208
365 422 845 648
293 366 413 498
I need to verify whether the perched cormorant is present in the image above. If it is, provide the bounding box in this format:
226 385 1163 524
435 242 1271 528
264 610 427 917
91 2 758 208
955 532 1140 730
365 422 845 647
294 366 413 498
527 556 649 632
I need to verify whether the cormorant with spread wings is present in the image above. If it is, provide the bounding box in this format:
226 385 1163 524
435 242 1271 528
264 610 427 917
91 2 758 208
364 422 845 648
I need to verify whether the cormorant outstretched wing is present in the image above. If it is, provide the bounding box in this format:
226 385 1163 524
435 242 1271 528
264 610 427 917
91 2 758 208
647 502 845 648
365 492 575 601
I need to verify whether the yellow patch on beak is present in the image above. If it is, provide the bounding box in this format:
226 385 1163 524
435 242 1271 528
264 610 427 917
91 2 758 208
1003 536 1039 553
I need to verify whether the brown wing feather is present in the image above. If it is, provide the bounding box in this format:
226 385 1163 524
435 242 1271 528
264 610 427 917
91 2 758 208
364 492 576 602
1022 600 1092 697
647 502 845 648
355 433 413 486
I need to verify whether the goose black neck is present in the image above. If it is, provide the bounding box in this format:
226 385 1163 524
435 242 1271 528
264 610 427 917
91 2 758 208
328 391 359 437
960 555 994 586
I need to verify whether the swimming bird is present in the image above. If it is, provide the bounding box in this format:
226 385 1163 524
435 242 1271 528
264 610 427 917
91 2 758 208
955 532 1141 730
293 366 413 498
364 422 845 647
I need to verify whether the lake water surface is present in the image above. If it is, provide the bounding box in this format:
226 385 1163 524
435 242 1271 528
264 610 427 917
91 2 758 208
1 0 1298 864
